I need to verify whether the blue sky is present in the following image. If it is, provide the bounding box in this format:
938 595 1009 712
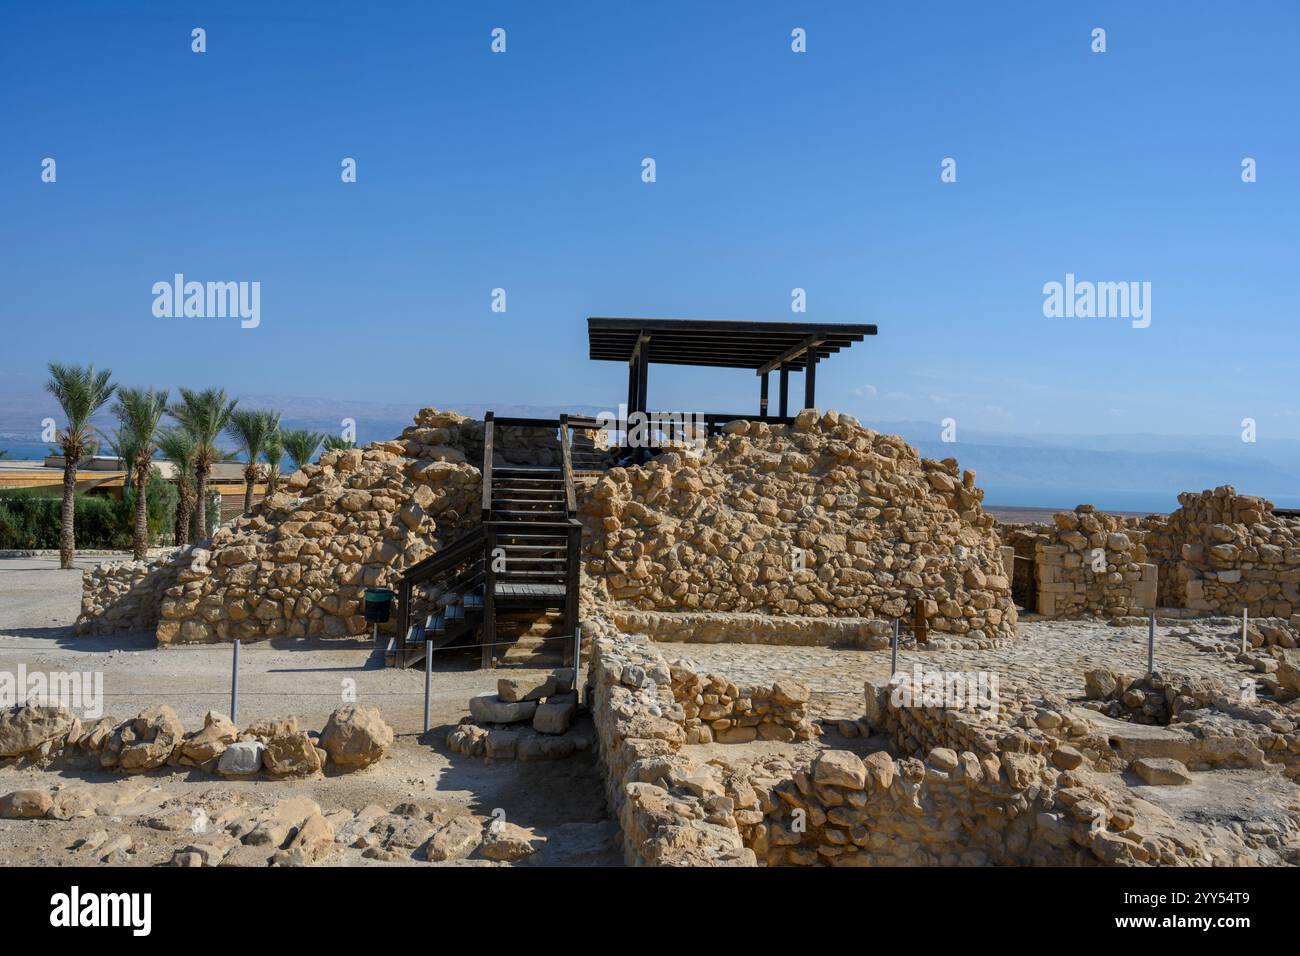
2 0 1298 442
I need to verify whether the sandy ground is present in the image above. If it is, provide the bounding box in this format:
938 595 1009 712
0 556 620 866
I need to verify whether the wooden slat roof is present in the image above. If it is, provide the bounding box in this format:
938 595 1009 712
587 317 876 371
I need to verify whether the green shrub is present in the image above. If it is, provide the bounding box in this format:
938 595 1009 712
0 469 179 550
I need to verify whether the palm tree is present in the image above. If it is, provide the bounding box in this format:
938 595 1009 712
157 427 197 547
262 426 284 497
101 427 142 483
45 363 116 569
169 388 237 541
322 434 356 452
282 429 325 472
110 387 169 560
226 409 280 514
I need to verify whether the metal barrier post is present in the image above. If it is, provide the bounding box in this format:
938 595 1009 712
230 639 241 723
1147 612 1155 678
423 639 433 734
890 619 899 677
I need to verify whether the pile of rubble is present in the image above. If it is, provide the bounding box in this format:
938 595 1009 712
1 785 544 867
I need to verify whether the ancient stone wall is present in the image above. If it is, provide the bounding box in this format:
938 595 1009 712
75 556 183 636
457 419 561 468
1141 487 1300 618
612 607 893 648
75 409 482 644
585 620 1217 866
669 663 816 745
579 409 1017 641
1033 506 1156 618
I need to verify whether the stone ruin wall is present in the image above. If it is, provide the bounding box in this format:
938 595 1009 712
1008 488 1300 622
1140 486 1300 619
1030 506 1156 618
579 409 1018 642
76 409 484 643
76 558 183 636
585 623 1216 866
81 406 1022 646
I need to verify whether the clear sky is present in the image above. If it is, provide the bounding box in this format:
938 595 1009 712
2 0 1297 441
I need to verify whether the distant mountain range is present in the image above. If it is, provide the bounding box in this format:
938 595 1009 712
3 387 1295 513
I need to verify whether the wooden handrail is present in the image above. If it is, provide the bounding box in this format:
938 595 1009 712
481 412 494 521
558 414 577 517
400 524 486 590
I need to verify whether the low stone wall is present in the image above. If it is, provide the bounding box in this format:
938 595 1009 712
669 663 817 744
0 702 392 777
1033 506 1156 618
75 555 182 636
612 608 892 648
586 627 757 865
1142 487 1300 618
585 620 1221 865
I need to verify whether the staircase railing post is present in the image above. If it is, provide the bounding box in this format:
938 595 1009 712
564 521 580 644
573 625 582 707
481 412 495 523
481 524 497 669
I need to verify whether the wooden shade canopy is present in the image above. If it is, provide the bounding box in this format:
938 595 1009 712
587 316 877 417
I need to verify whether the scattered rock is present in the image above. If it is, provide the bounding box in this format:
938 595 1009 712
319 705 394 769
478 821 543 862
1132 757 1193 786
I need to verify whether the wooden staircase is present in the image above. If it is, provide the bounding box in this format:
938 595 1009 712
388 414 585 669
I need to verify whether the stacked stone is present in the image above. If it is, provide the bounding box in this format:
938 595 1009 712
669 665 816 744
1141 486 1300 617
446 670 593 762
0 702 392 777
454 417 562 468
613 607 894 648
587 626 759 866
1034 505 1156 618
143 411 481 643
580 409 1017 641
75 556 182 635
1081 665 1300 780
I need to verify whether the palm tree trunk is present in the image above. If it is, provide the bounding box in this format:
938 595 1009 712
133 461 149 561
243 463 256 514
59 453 76 570
175 488 192 547
195 468 209 539
266 469 279 497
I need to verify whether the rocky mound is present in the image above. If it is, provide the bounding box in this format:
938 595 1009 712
579 409 1017 640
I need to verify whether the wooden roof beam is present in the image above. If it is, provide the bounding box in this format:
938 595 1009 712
756 335 824 376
